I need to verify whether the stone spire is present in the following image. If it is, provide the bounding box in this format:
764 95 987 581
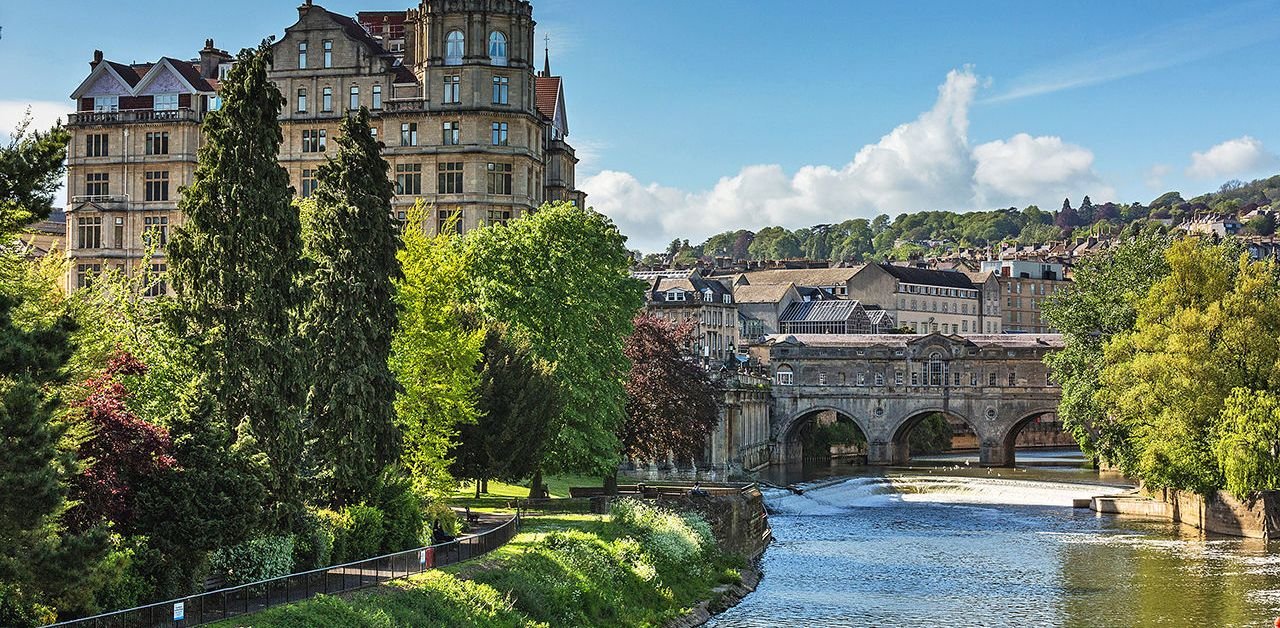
542 34 551 77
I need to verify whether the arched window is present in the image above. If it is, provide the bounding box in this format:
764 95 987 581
445 30 465 65
776 365 794 386
488 31 508 66
349 85 360 110
928 352 945 387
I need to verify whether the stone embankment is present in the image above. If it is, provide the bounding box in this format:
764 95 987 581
1082 487 1280 540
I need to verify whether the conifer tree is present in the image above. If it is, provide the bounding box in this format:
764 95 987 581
166 41 307 531
301 109 402 505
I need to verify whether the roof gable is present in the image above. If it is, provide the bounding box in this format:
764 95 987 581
135 58 201 95
71 62 133 99
535 76 567 136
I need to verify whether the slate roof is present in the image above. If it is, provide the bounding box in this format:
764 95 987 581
739 266 864 287
878 263 976 289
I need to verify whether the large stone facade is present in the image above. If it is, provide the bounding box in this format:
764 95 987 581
62 0 582 293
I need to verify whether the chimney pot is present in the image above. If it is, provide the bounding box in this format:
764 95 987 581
92 49 104 65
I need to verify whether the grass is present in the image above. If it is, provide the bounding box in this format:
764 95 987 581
210 503 741 628
447 474 608 511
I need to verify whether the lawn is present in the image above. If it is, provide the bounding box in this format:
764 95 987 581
447 474 607 511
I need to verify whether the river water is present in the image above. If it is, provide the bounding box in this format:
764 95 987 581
710 450 1280 627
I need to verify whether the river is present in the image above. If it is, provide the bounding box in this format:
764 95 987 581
709 449 1280 627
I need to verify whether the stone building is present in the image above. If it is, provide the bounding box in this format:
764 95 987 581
635 269 738 365
979 259 1069 333
61 0 583 293
848 264 1002 336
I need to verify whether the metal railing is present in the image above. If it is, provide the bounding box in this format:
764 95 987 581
67 109 202 126
48 515 519 628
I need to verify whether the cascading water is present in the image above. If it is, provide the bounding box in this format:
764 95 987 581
712 469 1280 627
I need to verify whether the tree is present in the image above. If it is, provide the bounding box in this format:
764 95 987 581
1216 389 1280 499
620 313 722 466
300 109 401 505
0 292 107 623
66 352 176 535
464 202 644 484
0 111 69 237
1055 198 1081 230
1040 234 1172 467
450 323 559 497
391 202 482 495
1078 195 1096 224
1097 240 1280 492
1246 213 1276 236
165 42 307 531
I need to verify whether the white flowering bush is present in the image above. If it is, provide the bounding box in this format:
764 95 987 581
609 499 716 568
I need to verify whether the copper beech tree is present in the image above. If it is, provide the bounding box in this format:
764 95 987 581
620 312 723 466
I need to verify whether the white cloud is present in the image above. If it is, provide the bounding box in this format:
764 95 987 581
0 100 73 143
1185 136 1278 181
972 133 1110 206
582 69 1110 252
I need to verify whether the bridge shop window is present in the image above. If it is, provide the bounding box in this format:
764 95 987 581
988 372 997 386
856 373 865 386
911 371 919 386
927 353 945 387
953 372 961 386
895 370 903 385
970 372 978 387
875 373 884 386
775 366 794 386
818 371 827 386
1008 372 1017 387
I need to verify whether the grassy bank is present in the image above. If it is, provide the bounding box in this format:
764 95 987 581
448 474 602 511
210 501 744 627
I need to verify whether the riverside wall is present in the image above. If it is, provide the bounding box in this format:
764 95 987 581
1092 487 1280 540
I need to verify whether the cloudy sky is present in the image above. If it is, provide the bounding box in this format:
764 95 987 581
3 0 1279 252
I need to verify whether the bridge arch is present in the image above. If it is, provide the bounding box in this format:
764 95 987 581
988 406 1062 467
886 407 982 466
776 405 872 465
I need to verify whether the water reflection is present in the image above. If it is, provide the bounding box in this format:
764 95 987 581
714 452 1280 627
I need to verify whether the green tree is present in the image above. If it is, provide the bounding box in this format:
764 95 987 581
0 291 108 623
464 202 644 484
0 111 69 236
1245 213 1276 236
1216 389 1280 499
391 202 482 495
1041 234 1172 467
451 323 559 497
300 110 402 506
165 42 307 530
1098 240 1280 492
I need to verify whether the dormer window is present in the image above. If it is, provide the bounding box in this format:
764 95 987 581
702 289 714 301
666 290 686 302
722 294 731 304
154 94 178 111
488 31 508 66
445 30 464 65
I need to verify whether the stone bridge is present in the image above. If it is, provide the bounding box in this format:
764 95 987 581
752 332 1064 467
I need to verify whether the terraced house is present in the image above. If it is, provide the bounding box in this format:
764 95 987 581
62 0 583 293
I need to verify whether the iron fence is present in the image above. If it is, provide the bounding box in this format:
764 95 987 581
47 515 520 628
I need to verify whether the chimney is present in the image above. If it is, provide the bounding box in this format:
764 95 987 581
299 0 313 17
91 49 104 67
198 38 223 79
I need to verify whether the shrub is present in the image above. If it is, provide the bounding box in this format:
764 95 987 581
89 538 152 612
423 499 460 536
320 504 386 564
0 585 56 628
609 499 715 567
292 510 334 571
207 535 295 586
373 471 424 552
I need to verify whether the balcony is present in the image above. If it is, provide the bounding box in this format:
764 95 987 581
67 108 202 126
382 99 428 113
70 195 129 209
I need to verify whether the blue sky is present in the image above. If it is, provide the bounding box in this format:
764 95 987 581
3 0 1279 251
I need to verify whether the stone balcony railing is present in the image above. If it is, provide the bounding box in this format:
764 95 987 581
381 99 428 113
67 108 202 126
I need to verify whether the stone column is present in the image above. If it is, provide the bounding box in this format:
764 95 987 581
979 439 1015 467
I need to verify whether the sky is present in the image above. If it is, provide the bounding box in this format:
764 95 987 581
3 0 1280 252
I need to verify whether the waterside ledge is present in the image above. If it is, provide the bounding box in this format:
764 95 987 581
1082 488 1280 540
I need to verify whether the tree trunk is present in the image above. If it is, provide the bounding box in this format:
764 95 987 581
529 469 544 499
474 478 481 500
480 477 489 494
603 469 618 496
